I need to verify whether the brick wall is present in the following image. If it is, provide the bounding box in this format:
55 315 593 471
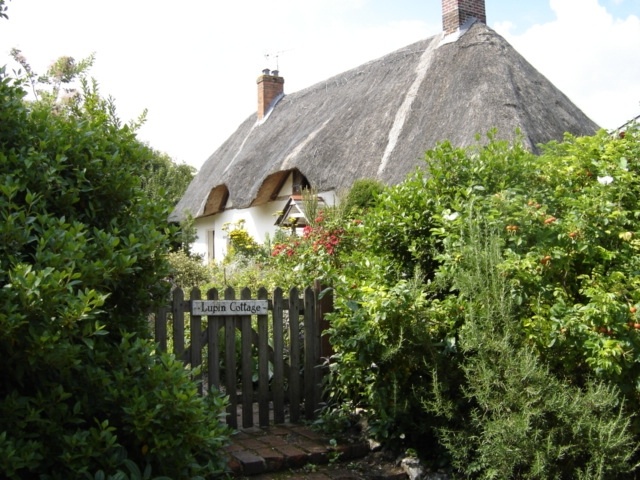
442 0 486 34
257 72 285 120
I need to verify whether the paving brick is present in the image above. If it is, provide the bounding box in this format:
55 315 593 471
235 438 265 451
292 425 327 440
296 441 330 464
254 447 286 472
308 450 329 465
224 442 243 453
241 426 265 435
232 450 266 475
264 425 292 436
276 444 309 468
257 434 288 447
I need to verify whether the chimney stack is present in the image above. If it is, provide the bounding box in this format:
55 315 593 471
257 70 284 120
442 0 486 35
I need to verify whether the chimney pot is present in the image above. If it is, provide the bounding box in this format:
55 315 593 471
442 0 486 35
257 71 285 120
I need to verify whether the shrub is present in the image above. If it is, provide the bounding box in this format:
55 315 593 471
342 178 384 214
222 219 264 261
429 222 637 479
166 250 210 290
0 66 231 478
317 129 640 476
269 205 355 288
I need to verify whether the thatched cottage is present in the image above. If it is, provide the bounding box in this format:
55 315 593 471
171 0 599 262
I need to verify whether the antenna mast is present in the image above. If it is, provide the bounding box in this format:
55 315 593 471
263 49 292 72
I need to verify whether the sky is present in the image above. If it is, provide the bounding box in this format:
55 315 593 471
1 0 639 170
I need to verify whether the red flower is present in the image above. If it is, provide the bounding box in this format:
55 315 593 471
302 225 313 238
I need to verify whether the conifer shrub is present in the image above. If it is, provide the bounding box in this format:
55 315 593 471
428 222 637 479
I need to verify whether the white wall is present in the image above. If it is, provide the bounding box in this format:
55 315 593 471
191 187 337 264
191 201 285 262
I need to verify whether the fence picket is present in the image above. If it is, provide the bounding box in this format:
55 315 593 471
272 287 285 424
172 288 185 357
289 287 301 423
207 288 221 391
224 287 237 429
154 283 329 428
304 286 317 419
190 288 203 395
240 287 253 428
257 287 270 427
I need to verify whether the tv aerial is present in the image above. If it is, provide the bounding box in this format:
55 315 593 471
263 49 293 71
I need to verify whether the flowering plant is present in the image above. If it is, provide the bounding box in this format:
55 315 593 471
269 207 357 288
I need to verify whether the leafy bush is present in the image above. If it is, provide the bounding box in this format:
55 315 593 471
0 64 230 478
429 222 637 479
314 129 640 476
269 205 356 288
342 178 384 214
324 272 439 444
166 250 211 290
222 219 264 261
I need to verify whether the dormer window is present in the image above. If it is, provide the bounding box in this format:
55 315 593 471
292 170 310 195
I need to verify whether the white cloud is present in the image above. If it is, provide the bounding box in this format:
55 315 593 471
2 1 637 169
495 0 640 130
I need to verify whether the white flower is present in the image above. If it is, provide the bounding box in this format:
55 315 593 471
597 175 614 185
443 211 459 221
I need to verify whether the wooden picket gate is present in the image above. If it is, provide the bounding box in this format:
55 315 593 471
153 283 332 429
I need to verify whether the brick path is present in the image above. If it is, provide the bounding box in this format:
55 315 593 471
225 424 406 479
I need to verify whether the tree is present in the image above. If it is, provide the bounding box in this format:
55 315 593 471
10 47 195 211
139 148 195 208
0 54 229 478
0 0 9 20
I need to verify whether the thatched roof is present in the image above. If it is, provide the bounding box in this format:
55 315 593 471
171 22 599 223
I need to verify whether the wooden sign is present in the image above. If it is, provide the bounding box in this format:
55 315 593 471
191 300 269 316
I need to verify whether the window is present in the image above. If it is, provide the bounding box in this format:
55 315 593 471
207 230 215 261
292 170 310 195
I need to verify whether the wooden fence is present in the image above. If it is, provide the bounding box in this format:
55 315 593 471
153 283 332 429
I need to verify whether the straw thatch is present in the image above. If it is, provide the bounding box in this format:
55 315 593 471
171 22 599 223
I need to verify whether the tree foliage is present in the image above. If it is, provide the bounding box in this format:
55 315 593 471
139 148 195 208
342 178 384 214
429 223 636 479
0 58 229 478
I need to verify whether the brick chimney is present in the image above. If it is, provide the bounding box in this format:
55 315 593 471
257 69 284 120
442 0 486 35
